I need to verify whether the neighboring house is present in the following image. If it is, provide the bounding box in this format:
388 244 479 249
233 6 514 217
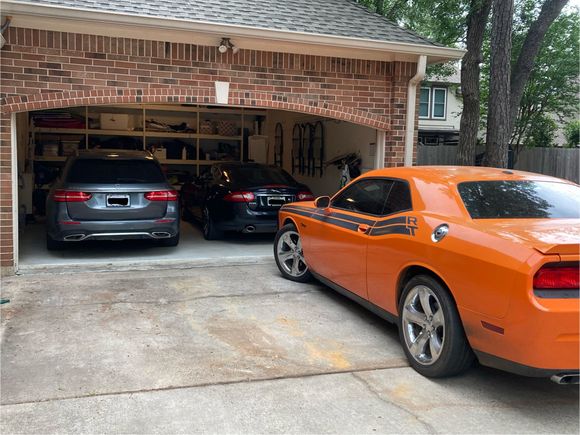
418 69 462 146
0 0 463 274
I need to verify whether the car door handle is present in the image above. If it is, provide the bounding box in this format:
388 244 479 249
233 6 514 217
358 224 371 234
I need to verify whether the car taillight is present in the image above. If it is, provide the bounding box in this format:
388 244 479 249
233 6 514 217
297 191 314 201
224 191 255 202
145 190 178 201
533 266 579 289
53 190 92 202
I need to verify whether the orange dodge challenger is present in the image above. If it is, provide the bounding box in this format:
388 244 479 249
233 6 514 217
274 166 580 383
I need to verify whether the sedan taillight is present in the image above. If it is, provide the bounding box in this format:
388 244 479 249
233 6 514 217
297 191 314 201
53 190 92 202
145 190 178 201
533 266 579 289
224 191 255 202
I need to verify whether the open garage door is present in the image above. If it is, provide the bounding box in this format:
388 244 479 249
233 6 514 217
15 104 382 273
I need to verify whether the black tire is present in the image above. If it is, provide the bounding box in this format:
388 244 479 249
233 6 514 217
202 206 222 240
46 234 65 251
274 223 312 283
157 233 180 247
398 274 474 378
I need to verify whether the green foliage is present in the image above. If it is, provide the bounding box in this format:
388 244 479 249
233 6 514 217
511 8 579 149
356 0 578 151
564 119 580 147
524 114 557 148
355 0 468 46
354 0 469 79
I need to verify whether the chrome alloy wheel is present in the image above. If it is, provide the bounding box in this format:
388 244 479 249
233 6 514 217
276 230 308 278
402 285 445 365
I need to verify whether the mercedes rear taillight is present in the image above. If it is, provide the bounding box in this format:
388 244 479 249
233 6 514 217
533 266 579 289
144 190 178 201
224 191 255 202
53 190 92 202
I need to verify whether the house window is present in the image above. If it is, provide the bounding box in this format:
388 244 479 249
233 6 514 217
419 87 448 120
432 88 447 119
419 88 430 118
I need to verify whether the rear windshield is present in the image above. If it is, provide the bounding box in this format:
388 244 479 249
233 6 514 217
458 180 580 219
223 166 296 187
66 159 166 184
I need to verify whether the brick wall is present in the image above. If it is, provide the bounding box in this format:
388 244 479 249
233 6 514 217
0 27 418 271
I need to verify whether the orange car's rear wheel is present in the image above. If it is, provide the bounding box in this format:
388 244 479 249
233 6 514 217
399 275 474 378
274 223 312 283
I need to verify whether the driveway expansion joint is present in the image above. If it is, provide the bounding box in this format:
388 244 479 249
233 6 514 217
19 288 318 309
0 363 410 407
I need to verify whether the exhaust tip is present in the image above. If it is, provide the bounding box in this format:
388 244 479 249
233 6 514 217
64 234 86 241
152 232 171 239
551 374 580 385
244 225 256 233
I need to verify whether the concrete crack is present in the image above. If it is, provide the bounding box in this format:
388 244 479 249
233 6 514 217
351 372 438 434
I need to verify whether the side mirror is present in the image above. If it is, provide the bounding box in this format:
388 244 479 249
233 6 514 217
314 196 330 209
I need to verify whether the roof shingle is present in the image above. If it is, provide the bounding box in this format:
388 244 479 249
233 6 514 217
12 0 441 47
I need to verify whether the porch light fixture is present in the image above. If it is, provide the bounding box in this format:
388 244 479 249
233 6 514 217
218 38 239 54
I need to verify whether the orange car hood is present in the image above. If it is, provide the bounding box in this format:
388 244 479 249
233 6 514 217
471 219 580 255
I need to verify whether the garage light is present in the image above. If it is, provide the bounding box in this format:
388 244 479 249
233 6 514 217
218 38 238 54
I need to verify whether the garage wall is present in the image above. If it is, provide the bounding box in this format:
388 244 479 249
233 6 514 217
0 27 419 273
265 111 377 197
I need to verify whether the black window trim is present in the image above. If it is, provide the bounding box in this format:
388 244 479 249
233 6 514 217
330 176 414 218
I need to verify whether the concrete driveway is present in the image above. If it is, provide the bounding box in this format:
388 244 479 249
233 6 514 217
1 263 578 433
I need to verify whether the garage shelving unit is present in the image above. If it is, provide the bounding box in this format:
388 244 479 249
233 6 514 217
31 104 267 176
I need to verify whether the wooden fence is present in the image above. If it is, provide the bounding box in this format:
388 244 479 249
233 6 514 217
417 145 579 183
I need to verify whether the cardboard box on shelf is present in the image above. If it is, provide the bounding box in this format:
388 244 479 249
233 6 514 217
100 113 130 130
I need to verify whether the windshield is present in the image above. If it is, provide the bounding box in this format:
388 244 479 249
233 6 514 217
66 159 167 184
457 180 580 219
223 166 296 187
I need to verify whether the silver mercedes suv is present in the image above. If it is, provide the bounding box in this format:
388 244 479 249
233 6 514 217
45 150 180 250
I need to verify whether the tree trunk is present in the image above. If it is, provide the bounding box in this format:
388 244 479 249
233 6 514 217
456 0 492 166
484 0 514 168
508 0 568 138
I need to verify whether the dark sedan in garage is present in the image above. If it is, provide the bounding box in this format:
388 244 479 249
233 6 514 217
181 162 313 239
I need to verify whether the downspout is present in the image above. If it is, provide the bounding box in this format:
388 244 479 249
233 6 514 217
404 55 427 166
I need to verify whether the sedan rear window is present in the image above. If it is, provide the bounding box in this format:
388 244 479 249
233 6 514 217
458 180 580 219
223 166 296 187
66 159 166 184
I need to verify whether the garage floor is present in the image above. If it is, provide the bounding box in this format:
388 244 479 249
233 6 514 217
1 264 578 433
17 222 274 273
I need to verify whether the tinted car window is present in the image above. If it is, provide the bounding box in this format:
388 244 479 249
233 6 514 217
383 181 413 215
332 179 400 216
66 159 166 184
458 180 580 219
223 166 296 186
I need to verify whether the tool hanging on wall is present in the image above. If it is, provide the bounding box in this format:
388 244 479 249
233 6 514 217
274 123 283 167
291 124 302 175
303 123 313 176
312 121 324 177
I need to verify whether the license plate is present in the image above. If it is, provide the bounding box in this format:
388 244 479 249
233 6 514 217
267 196 290 207
107 194 130 207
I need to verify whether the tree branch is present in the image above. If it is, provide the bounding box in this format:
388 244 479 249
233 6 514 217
508 0 569 135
